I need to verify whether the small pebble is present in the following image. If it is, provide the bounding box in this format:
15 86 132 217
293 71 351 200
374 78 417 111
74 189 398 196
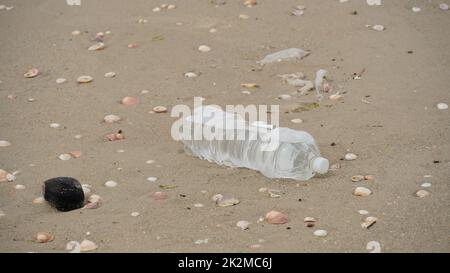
152 7 161 12
80 240 98 252
239 14 249 19
313 229 328 237
153 191 167 200
71 30 81 36
104 180 118 188
121 96 138 106
209 28 217 33
437 103 448 110
194 239 209 245
249 244 262 249
198 45 211 52
153 106 167 113
146 160 155 164
278 94 292 100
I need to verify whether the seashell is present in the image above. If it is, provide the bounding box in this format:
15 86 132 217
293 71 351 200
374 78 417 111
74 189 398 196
437 103 448 110
184 72 198 78
361 216 378 229
198 45 211 52
313 229 328 237
137 18 148 24
147 177 157 182
268 189 282 198
88 42 105 51
440 3 449 10
211 194 223 202
71 30 81 36
329 93 342 100
242 90 251 95
24 68 39 78
74 134 83 139
81 184 91 196
265 210 288 224
27 97 36 102
291 9 304 16
84 201 100 209
258 48 310 66
15 184 25 190
249 244 262 249
104 72 116 78
330 163 341 171
194 239 209 245
66 241 81 253
411 7 421 12
0 140 11 147
104 180 118 188
167 4 176 9
244 0 257 7
152 7 161 12
216 194 240 207
50 123 61 128
88 194 101 204
80 239 98 252
33 197 45 204
364 175 374 180
69 151 82 158
106 131 124 141
121 96 138 106
239 14 249 19
153 106 167 113
421 182 431 188
153 191 167 200
6 173 16 182
366 241 381 253
236 220 250 230
240 83 259 88
345 153 358 160
56 78 67 84
104 114 121 123
209 28 217 33
366 0 381 6
278 94 291 100
194 203 204 208
353 187 372 196
415 189 430 198
59 153 72 161
33 232 54 243
0 169 11 182
358 210 369 215
291 118 303 124
351 175 364 182
0 209 5 217
7 94 17 100
141 90 150 94
372 25 385 31
131 212 140 217
77 75 93 83
258 187 268 193
304 216 317 223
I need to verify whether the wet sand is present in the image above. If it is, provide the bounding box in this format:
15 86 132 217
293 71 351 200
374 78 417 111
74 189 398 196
0 0 449 252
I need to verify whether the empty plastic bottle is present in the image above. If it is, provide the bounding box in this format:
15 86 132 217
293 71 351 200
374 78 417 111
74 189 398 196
179 106 329 181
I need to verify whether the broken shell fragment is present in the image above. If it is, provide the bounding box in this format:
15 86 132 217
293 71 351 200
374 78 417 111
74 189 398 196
364 175 374 180
0 140 11 147
372 25 385 31
153 106 167 113
345 153 358 161
415 189 430 198
24 68 39 78
351 175 364 182
153 191 167 200
361 216 378 229
121 96 138 106
104 72 116 78
236 220 250 230
366 241 381 253
66 241 81 253
353 187 372 196
50 123 61 128
33 232 54 243
104 180 118 188
240 83 259 88
358 210 369 215
106 131 124 141
291 118 303 124
440 3 449 10
69 151 82 158
88 42 105 51
313 229 328 237
198 45 211 52
71 30 81 36
56 78 67 84
437 103 448 110
33 197 45 204
80 240 98 252
77 75 93 83
184 72 198 78
15 184 25 190
0 169 11 182
215 194 240 207
104 114 121 123
265 210 288 224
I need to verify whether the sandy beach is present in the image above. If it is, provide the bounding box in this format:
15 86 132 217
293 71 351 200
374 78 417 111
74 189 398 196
0 0 449 253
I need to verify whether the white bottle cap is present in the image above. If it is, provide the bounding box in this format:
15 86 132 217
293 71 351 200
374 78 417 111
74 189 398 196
312 157 329 174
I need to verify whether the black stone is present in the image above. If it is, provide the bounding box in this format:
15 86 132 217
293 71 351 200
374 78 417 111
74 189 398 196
43 177 85 212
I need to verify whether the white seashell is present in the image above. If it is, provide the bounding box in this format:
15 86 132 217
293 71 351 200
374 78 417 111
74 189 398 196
421 182 431 188
24 68 39 78
354 187 372 196
291 118 303 124
198 45 211 52
88 42 105 51
236 220 250 230
366 0 381 6
88 194 101 203
153 106 167 113
239 14 249 19
209 28 217 33
345 153 358 160
82 184 91 196
278 94 291 100
437 103 448 110
361 216 378 229
0 209 5 217
55 78 67 84
358 210 369 215
184 72 198 78
80 239 98 252
258 48 310 65
58 153 72 161
146 160 155 164
77 75 93 83
351 175 364 182
131 212 140 217
372 25 385 31
329 93 342 100
167 4 176 9
216 195 240 207
366 241 381 253
66 241 81 253
6 173 16 182
439 3 449 10
304 217 317 223
104 72 116 78
415 189 430 198
314 69 328 99
147 177 157 182
411 7 421 12
313 229 328 237
141 90 150 94
194 239 209 245
258 187 268 193
152 7 161 12
104 114 121 123
104 180 118 188
33 197 45 204
15 184 25 190
242 90 251 95
0 140 11 147
194 203 204 208
50 123 61 128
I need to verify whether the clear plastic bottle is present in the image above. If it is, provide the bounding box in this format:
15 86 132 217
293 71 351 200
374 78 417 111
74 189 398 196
180 106 329 180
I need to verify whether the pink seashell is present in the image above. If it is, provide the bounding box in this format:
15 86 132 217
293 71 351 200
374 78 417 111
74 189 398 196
24 68 39 78
153 191 167 200
265 210 289 224
121 96 138 106
106 131 125 141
